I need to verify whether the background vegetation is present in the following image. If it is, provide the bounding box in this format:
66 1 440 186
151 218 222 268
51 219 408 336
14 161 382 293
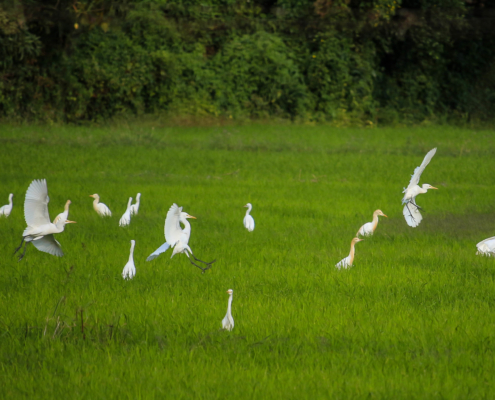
1 123 495 398
1 0 494 123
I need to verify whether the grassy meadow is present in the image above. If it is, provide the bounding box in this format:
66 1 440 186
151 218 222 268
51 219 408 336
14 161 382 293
1 123 495 398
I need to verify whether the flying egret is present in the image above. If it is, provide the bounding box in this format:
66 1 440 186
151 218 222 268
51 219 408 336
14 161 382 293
119 197 132 227
222 289 234 331
122 240 136 279
402 148 438 227
0 193 13 217
146 203 215 273
130 193 141 215
14 179 76 261
356 210 388 237
89 194 112 216
336 237 364 269
53 200 71 224
243 203 255 232
476 237 495 256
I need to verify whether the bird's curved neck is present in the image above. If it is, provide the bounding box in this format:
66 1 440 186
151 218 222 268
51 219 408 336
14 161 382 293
245 205 252 216
9 195 13 205
127 198 132 209
227 294 233 315
371 213 379 232
349 242 357 265
129 243 135 260
181 218 191 235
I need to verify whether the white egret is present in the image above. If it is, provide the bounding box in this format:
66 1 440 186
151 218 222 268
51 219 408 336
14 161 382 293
146 203 215 273
222 289 234 331
356 210 387 237
53 200 71 224
476 237 495 256
14 179 76 261
243 203 255 232
130 193 141 215
122 240 136 279
336 237 364 269
89 194 112 216
402 148 438 227
119 197 133 227
0 193 13 217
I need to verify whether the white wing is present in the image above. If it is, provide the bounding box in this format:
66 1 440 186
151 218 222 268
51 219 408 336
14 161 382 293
476 237 495 255
31 235 64 257
243 215 255 232
403 204 423 227
164 204 183 245
406 148 437 191
146 242 171 261
335 256 350 269
122 261 136 279
24 179 51 227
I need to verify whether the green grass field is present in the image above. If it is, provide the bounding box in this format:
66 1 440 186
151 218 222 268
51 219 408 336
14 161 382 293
1 123 495 399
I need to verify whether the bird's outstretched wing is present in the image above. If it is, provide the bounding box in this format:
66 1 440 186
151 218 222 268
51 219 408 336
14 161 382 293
24 179 51 227
146 242 171 261
164 203 183 245
31 235 64 257
406 148 437 191
403 204 423 227
476 237 495 255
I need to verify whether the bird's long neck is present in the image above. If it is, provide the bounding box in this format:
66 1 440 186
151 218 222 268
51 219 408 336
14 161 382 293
371 212 379 232
129 242 135 262
65 201 70 213
93 197 99 208
227 294 233 315
181 218 191 237
9 195 13 205
349 241 357 265
245 205 252 216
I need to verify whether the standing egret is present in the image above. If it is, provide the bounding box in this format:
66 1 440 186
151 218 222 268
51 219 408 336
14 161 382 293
356 210 387 237
53 200 71 224
336 237 364 269
402 148 438 227
0 193 13 217
222 289 234 331
130 193 141 215
119 197 132 227
476 237 495 256
89 194 112 216
243 203 255 232
122 240 136 279
146 203 215 273
14 179 76 261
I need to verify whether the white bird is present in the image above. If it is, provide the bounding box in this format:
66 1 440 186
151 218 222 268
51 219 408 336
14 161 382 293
89 193 112 216
222 289 234 331
476 237 495 256
122 240 136 279
402 148 438 227
243 203 255 231
119 197 133 227
146 203 215 273
53 200 71 224
336 237 364 269
356 210 388 237
14 179 76 260
0 193 13 217
130 193 141 215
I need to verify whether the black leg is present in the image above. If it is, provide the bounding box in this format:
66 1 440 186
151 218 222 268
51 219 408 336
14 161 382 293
188 259 213 274
17 241 28 262
192 254 216 266
405 202 417 223
13 237 25 255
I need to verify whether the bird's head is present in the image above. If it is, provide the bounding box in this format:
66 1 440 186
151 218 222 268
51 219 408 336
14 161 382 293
375 209 388 218
136 193 141 199
422 184 438 190
244 203 252 209
89 194 99 199
184 213 196 220
352 237 364 245
227 289 233 295
9 193 13 200
65 220 76 224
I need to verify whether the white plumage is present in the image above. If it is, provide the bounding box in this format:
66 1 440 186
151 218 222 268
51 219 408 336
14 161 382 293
402 148 438 227
89 193 112 216
0 193 13 217
336 237 364 269
356 209 387 237
243 203 255 232
222 289 234 331
15 179 76 260
119 197 133 227
476 237 495 256
130 193 141 215
122 240 136 279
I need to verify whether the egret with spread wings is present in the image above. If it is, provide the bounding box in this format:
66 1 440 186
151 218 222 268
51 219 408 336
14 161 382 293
14 179 76 261
402 148 438 227
146 203 215 273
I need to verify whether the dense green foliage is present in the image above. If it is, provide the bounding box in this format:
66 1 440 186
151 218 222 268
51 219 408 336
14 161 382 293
0 0 494 123
1 123 495 398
